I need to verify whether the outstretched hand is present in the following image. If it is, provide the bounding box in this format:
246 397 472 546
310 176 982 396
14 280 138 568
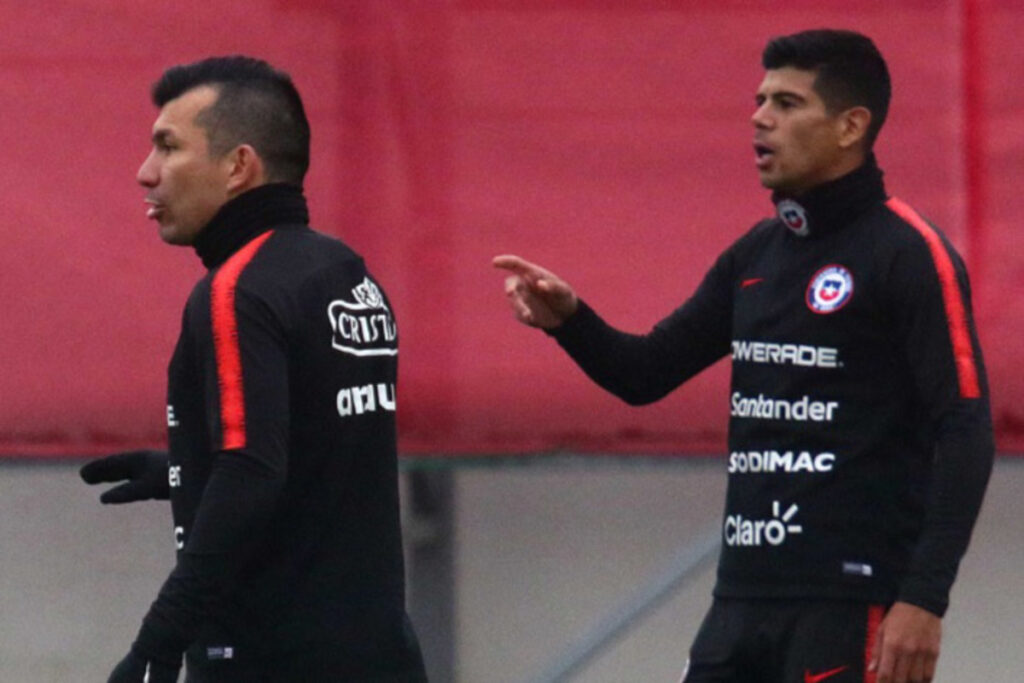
80 450 171 504
493 254 578 329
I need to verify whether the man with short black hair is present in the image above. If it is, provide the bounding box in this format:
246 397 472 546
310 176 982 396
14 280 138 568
495 29 992 683
82 56 426 682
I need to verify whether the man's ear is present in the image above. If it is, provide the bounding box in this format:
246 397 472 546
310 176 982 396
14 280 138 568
837 106 872 150
225 144 266 195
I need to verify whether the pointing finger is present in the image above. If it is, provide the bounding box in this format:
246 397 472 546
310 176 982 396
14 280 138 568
492 254 527 270
493 254 548 281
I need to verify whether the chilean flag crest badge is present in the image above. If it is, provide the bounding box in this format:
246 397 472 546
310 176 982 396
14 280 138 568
778 199 810 237
806 264 854 314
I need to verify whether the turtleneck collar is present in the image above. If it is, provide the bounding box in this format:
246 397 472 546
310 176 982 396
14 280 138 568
771 155 887 239
193 183 309 269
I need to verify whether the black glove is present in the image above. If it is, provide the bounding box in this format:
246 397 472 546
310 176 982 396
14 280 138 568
80 450 171 503
107 649 180 683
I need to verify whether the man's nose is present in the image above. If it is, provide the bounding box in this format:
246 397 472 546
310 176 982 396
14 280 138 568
137 150 158 187
751 103 772 129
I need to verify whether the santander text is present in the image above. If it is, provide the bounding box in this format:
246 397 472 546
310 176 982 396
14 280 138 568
731 392 839 422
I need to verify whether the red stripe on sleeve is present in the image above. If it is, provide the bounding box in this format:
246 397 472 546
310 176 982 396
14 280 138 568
863 604 884 683
210 230 274 450
885 198 981 399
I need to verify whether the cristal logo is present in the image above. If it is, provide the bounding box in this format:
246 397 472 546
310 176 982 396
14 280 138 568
724 500 802 546
352 278 384 308
328 277 398 357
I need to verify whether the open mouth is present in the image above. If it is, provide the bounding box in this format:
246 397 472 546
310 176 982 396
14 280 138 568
144 199 164 219
754 143 775 168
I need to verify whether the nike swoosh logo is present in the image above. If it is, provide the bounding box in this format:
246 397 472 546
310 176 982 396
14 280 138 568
804 665 849 683
741 277 764 288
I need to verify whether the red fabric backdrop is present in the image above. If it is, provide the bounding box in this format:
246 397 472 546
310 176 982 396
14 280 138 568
1 0 1021 456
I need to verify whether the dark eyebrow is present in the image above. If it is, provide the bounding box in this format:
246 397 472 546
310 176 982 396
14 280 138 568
152 129 172 146
776 90 807 102
756 90 808 104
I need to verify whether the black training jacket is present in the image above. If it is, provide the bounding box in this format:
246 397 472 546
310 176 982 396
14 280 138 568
552 158 993 616
133 184 424 678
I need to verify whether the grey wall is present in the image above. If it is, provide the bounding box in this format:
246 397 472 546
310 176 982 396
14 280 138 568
449 457 1024 683
1 457 1021 682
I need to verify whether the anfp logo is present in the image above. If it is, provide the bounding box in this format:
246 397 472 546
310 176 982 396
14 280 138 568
806 264 854 314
